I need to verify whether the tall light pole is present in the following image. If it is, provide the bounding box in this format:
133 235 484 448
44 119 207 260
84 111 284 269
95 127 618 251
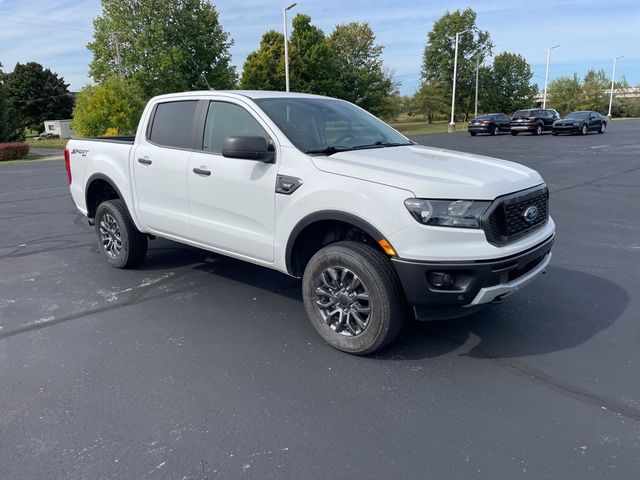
448 29 473 133
474 46 490 118
608 55 624 119
542 44 560 108
283 2 297 92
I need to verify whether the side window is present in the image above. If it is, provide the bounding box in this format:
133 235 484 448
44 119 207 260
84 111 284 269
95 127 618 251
148 101 198 149
203 101 268 154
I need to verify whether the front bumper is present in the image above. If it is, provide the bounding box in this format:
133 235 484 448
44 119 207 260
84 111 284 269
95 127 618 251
391 235 554 320
553 125 580 133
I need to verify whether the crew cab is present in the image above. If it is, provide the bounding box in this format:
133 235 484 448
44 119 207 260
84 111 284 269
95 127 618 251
510 108 559 135
66 91 555 355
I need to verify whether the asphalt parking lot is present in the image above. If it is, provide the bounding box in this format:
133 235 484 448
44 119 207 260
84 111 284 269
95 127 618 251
2 120 639 479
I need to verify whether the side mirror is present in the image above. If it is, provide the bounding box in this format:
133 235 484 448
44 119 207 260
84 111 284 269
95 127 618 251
222 136 274 163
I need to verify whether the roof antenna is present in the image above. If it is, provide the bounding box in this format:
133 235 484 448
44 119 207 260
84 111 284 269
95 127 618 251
201 72 212 90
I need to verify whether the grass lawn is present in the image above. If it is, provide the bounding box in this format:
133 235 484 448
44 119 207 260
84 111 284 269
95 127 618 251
0 154 59 165
389 120 467 136
25 137 69 150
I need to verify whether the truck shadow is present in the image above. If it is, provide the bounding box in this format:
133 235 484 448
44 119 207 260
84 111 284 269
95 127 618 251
376 265 629 361
141 241 628 362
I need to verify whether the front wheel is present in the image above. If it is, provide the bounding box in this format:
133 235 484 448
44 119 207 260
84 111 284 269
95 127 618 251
95 199 148 268
599 122 606 134
511 131 518 136
581 124 588 135
491 126 498 136
469 131 477 136
534 124 542 135
302 241 405 355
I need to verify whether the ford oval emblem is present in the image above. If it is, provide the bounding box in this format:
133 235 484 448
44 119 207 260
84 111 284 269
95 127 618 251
523 206 539 222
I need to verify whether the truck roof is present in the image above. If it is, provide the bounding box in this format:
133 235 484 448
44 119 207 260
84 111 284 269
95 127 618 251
151 90 330 102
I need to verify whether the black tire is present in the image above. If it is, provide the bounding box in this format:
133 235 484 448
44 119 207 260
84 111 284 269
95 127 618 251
95 199 147 268
469 132 477 136
581 124 588 135
599 122 606 134
511 131 518 136
302 241 405 355
552 131 558 136
534 124 542 135
491 125 498 136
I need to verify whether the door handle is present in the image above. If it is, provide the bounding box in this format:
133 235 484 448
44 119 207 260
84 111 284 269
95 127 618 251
138 158 152 165
192 167 211 176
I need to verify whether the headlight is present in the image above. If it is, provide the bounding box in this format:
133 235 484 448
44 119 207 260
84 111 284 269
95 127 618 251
404 199 491 228
573 122 580 126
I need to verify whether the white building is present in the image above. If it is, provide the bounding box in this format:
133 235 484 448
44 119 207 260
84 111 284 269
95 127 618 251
43 119 73 138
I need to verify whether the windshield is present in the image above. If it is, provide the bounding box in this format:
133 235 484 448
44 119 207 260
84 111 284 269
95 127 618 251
253 97 411 153
565 111 590 119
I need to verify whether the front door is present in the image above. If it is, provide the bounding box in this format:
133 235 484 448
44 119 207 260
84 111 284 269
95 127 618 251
187 100 278 262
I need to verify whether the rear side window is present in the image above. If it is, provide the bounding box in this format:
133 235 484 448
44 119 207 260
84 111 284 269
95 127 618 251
148 101 198 149
513 110 531 118
202 101 267 154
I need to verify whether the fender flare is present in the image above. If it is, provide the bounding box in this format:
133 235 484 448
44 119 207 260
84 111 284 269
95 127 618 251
85 173 128 219
285 210 385 275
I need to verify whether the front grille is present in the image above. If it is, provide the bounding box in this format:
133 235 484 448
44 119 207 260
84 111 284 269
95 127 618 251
484 186 549 246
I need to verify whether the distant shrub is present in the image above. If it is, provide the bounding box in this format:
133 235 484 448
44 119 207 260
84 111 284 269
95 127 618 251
0 142 29 161
104 127 119 136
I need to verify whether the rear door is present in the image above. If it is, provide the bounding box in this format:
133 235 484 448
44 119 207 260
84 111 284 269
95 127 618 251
187 99 279 262
132 100 198 237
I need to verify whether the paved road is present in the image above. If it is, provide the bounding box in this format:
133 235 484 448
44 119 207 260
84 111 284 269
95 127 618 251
1 121 639 479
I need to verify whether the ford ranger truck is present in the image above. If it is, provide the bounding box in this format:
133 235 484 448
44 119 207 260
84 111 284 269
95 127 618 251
66 91 555 355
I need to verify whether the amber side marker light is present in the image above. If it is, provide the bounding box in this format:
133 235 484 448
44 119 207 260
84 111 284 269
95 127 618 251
378 238 397 256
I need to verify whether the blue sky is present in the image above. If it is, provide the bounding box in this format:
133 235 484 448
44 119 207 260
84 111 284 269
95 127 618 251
0 0 638 95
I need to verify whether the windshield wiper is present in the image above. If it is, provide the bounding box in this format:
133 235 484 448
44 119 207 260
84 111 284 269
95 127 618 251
304 145 353 156
351 140 414 149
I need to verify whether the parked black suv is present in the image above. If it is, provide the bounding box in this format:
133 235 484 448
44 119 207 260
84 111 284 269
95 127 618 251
468 113 511 136
510 109 559 135
552 111 607 135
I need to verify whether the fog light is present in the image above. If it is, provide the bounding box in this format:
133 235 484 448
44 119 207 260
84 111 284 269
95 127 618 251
428 271 455 289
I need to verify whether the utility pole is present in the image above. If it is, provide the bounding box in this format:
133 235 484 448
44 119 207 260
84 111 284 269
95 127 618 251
110 32 123 77
283 3 297 92
608 55 623 119
542 44 560 109
474 54 480 118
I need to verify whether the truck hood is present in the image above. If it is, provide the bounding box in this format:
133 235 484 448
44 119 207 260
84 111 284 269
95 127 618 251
310 144 543 199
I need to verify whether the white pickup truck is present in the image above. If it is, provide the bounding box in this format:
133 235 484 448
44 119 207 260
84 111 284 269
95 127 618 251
66 90 554 354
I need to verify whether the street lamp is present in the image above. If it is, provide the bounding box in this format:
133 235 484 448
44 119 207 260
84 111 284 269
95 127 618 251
283 2 297 92
474 46 491 118
448 29 474 133
608 55 624 119
542 44 560 109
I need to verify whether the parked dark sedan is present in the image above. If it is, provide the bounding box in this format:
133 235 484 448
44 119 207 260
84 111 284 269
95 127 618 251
468 113 511 136
510 108 559 135
552 111 607 135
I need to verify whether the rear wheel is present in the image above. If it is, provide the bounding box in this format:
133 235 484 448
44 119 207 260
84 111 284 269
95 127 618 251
491 125 498 136
534 124 542 135
511 131 518 136
581 124 588 135
302 241 405 355
469 131 477 136
599 122 606 134
552 132 558 136
95 199 147 268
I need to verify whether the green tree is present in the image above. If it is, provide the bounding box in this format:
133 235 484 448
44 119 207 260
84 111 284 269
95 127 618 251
0 63 22 142
88 0 237 98
288 14 339 96
4 62 73 133
580 68 609 112
329 22 396 117
547 74 582 115
482 52 536 114
421 8 492 120
412 80 449 123
240 31 285 90
71 77 145 137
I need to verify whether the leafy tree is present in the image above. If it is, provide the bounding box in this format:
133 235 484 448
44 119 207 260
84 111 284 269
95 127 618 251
0 63 23 142
412 80 449 123
288 14 338 96
240 31 285 90
88 0 237 98
481 52 536 114
580 68 609 112
421 8 492 120
547 74 582 115
329 22 396 117
71 77 145 136
4 62 73 133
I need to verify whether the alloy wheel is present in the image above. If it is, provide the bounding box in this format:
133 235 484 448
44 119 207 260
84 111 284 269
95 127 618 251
99 213 123 259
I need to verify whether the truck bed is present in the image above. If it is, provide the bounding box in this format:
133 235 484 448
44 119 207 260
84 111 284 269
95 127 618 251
83 135 136 144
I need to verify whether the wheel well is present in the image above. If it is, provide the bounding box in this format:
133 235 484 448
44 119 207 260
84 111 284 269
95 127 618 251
86 178 120 219
288 220 385 277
